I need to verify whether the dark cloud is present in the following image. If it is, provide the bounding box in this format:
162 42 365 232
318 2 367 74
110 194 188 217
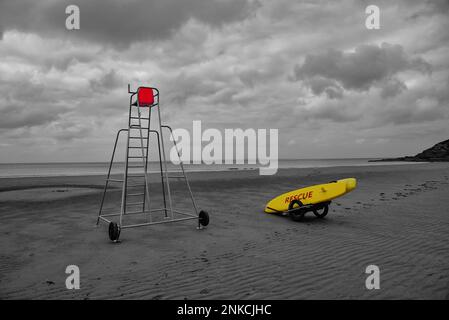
49 119 95 142
0 77 86 131
162 71 224 106
0 0 254 48
294 43 431 95
0 104 64 129
90 69 123 92
301 99 364 123
304 77 343 99
385 102 445 125
429 0 449 12
409 0 449 19
379 78 407 98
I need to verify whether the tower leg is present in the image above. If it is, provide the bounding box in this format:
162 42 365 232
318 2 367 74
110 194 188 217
150 129 168 218
119 103 133 228
163 126 199 216
157 106 174 219
97 129 127 225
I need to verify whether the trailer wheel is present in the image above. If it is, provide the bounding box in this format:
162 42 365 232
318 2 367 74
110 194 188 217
313 204 329 218
289 200 306 222
199 210 210 227
108 222 121 242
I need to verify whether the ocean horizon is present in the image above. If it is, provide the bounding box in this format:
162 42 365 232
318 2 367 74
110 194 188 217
0 158 424 178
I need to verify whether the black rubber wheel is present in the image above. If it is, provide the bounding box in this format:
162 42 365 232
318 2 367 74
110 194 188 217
313 204 329 218
288 200 306 222
108 222 121 242
199 210 210 227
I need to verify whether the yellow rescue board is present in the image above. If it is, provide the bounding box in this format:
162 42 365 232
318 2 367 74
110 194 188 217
264 178 357 213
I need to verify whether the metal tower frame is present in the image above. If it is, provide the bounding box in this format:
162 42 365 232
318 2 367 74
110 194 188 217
97 85 209 241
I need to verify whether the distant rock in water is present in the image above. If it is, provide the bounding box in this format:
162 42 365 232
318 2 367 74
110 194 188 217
370 139 449 162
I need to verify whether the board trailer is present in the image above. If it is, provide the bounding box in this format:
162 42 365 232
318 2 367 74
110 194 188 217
266 200 332 221
264 178 357 221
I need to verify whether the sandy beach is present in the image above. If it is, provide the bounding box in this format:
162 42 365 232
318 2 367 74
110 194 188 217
1 163 449 299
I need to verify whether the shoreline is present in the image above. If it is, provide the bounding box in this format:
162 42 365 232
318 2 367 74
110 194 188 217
0 162 433 194
0 160 427 180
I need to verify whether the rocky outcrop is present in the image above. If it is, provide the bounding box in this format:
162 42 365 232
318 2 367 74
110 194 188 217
413 139 449 161
371 139 449 162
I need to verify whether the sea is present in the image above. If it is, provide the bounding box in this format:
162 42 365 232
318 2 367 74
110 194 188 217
0 159 423 178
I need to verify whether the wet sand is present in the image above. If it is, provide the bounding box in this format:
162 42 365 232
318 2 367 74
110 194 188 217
1 163 449 299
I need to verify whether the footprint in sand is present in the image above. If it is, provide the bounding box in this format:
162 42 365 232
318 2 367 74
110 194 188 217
200 288 210 294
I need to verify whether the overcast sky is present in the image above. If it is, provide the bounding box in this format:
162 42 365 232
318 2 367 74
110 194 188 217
0 0 448 162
